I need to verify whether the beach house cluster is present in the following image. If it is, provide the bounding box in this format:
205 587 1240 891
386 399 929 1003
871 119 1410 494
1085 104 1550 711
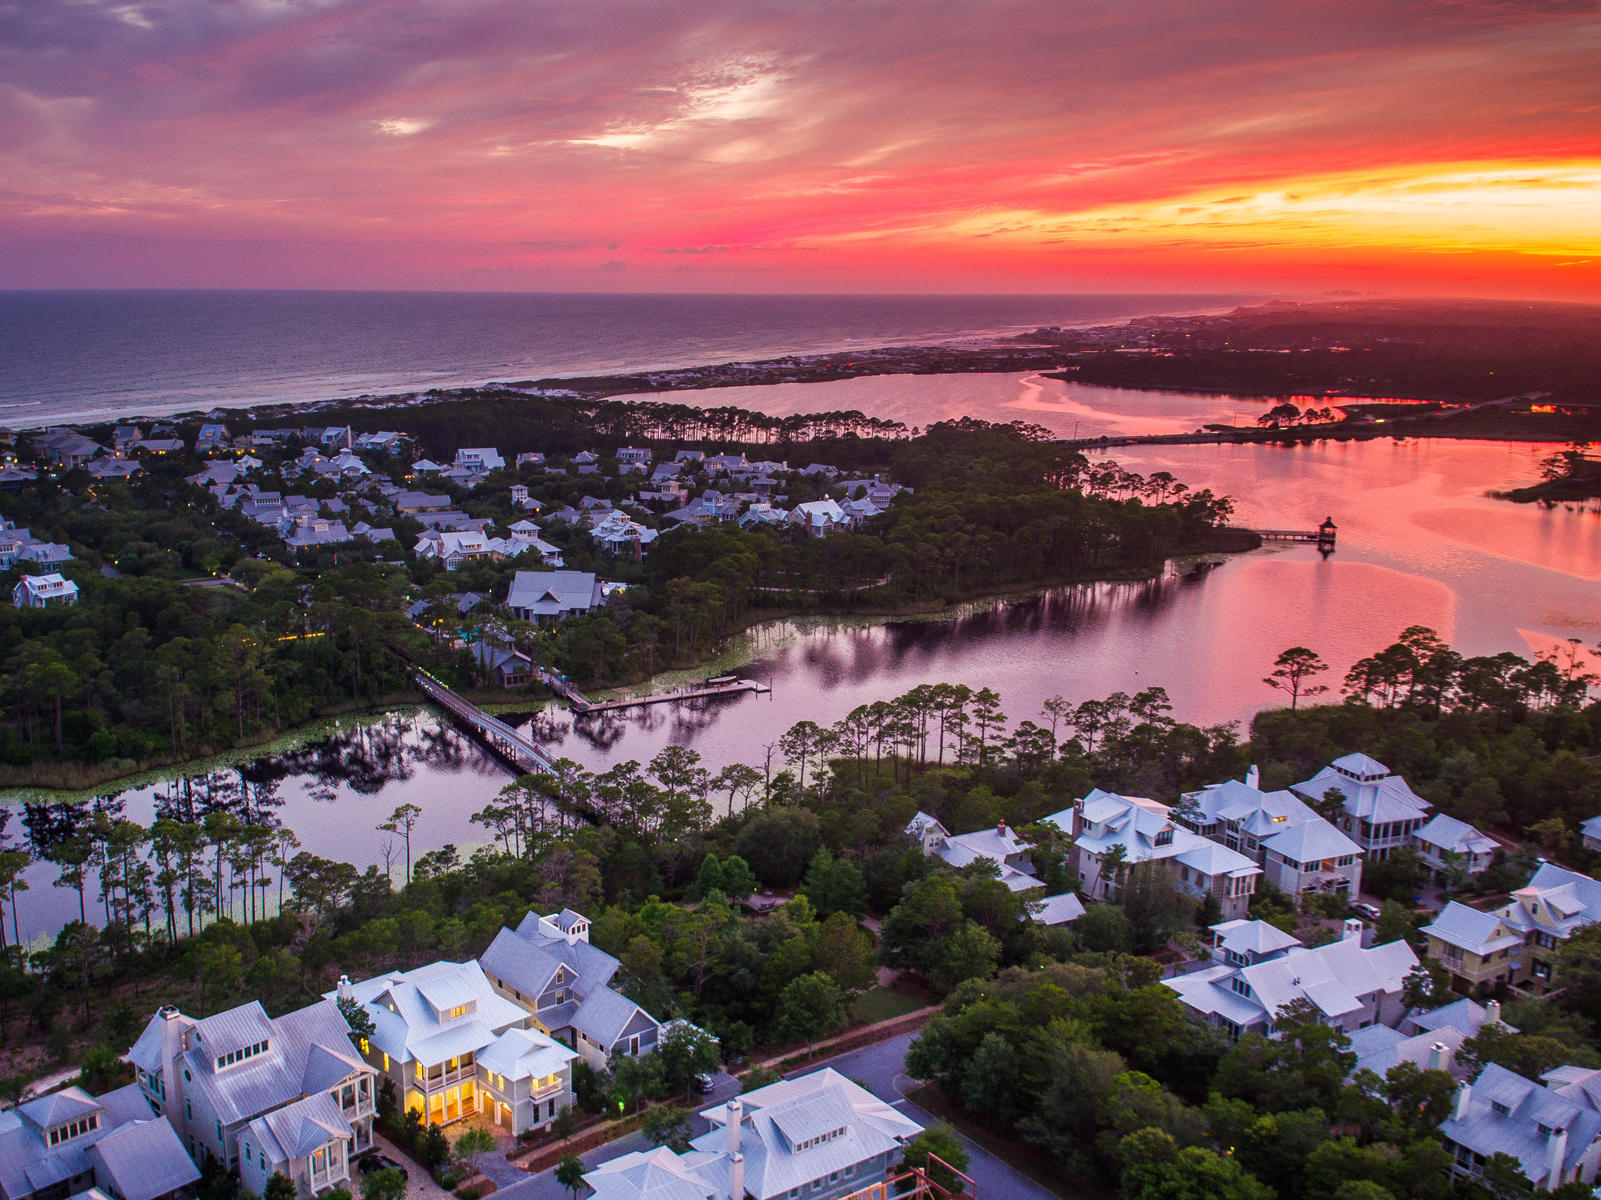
904 813 1086 926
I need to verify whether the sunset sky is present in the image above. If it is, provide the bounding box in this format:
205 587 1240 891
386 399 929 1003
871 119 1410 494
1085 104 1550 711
3 0 1599 296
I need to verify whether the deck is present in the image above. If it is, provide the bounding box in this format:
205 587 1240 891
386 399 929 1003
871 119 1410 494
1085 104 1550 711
571 678 771 715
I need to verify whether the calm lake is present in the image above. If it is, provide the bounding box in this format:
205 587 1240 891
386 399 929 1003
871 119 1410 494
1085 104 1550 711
5 374 1596 943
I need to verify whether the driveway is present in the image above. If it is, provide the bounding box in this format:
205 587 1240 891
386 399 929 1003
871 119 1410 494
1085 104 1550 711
798 1032 1067 1200
497 1035 1067 1200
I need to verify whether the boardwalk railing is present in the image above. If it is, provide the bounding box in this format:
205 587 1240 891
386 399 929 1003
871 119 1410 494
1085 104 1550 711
413 669 557 776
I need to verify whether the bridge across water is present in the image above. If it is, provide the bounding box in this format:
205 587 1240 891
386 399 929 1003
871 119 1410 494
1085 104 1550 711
412 669 558 776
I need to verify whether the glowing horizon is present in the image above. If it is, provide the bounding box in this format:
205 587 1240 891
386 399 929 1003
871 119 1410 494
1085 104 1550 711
3 1 1599 298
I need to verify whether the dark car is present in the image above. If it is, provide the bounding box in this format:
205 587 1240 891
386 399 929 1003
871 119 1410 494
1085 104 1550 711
357 1155 410 1182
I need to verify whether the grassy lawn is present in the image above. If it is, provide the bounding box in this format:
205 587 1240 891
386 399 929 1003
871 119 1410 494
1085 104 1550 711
850 984 927 1025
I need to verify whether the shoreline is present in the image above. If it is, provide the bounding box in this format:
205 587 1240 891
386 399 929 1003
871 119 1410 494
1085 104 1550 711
0 537 1258 798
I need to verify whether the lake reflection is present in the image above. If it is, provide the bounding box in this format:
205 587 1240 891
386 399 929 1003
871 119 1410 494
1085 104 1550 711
6 426 1597 943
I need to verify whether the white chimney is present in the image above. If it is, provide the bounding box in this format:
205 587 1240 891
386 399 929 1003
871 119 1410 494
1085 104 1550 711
1452 1080 1473 1122
1485 999 1503 1028
1429 1042 1450 1073
1546 1124 1569 1185
727 1151 744 1200
1343 918 1364 942
337 975 355 1003
159 1006 187 1140
1246 765 1260 788
725 1099 742 1156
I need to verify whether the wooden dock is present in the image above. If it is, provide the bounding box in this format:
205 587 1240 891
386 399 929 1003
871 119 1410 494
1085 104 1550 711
571 678 771 716
413 669 558 776
1250 517 1338 549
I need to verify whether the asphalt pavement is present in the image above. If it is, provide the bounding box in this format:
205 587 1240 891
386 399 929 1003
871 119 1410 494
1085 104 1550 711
497 1035 1066 1200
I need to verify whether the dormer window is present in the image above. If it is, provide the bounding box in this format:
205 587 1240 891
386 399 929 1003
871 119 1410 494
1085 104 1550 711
1491 1100 1511 1116
47 1114 100 1145
217 1040 270 1071
1155 828 1174 847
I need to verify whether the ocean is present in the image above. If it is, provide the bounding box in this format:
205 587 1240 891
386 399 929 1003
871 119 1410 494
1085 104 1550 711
0 290 1252 426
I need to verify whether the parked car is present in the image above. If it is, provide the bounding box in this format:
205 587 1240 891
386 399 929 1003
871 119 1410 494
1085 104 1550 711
357 1154 410 1182
1350 902 1382 921
693 1071 716 1094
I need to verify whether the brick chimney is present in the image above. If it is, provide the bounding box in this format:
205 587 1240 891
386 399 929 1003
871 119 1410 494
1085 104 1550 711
997 819 1007 838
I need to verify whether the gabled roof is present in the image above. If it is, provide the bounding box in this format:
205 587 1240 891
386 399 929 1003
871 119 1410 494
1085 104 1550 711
476 1027 579 1082
334 960 529 1065
1262 818 1362 864
571 987 653 1049
1414 813 1498 857
87 1119 201 1200
1441 1063 1601 1187
1422 902 1523 955
248 1092 351 1166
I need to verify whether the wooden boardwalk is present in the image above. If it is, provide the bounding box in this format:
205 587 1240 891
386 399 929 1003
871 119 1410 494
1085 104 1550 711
571 678 771 715
413 669 558 776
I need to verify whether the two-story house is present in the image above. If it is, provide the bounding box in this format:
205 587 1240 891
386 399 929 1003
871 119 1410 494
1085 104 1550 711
124 1001 374 1178
13 574 78 609
0 1084 199 1200
238 1094 354 1199
1423 863 1601 994
1292 753 1430 861
1165 918 1418 1039
903 813 1084 926
1413 813 1500 880
331 959 575 1134
1179 768 1363 898
479 909 664 1069
1046 789 1261 921
1440 1063 1601 1192
584 1070 924 1200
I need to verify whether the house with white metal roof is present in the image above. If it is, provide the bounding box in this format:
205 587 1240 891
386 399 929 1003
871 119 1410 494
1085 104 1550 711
1422 901 1530 994
238 1093 353 1200
454 448 505 473
1165 919 1417 1039
1582 816 1601 854
1292 753 1431 860
1206 918 1303 968
0 1083 198 1200
585 1070 923 1200
1046 789 1260 921
1413 813 1499 879
1439 1062 1601 1191
329 959 575 1134
13 573 78 609
902 813 1083 926
124 1000 375 1174
1180 767 1363 897
480 909 664 1070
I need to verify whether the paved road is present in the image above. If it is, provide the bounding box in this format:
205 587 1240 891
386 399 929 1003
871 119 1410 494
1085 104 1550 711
497 1033 1063 1200
798 1032 1065 1200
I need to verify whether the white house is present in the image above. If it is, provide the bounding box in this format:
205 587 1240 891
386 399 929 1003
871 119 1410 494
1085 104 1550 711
505 570 603 623
1292 753 1431 860
1413 813 1499 879
1047 789 1260 921
1165 918 1418 1039
480 909 664 1070
1439 1063 1601 1191
125 1000 375 1176
903 813 1084 926
329 960 575 1135
1180 767 1363 897
788 498 849 537
13 573 78 608
584 1070 923 1200
454 448 505 473
0 1084 199 1200
413 530 499 570
1581 817 1601 854
238 1093 354 1199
